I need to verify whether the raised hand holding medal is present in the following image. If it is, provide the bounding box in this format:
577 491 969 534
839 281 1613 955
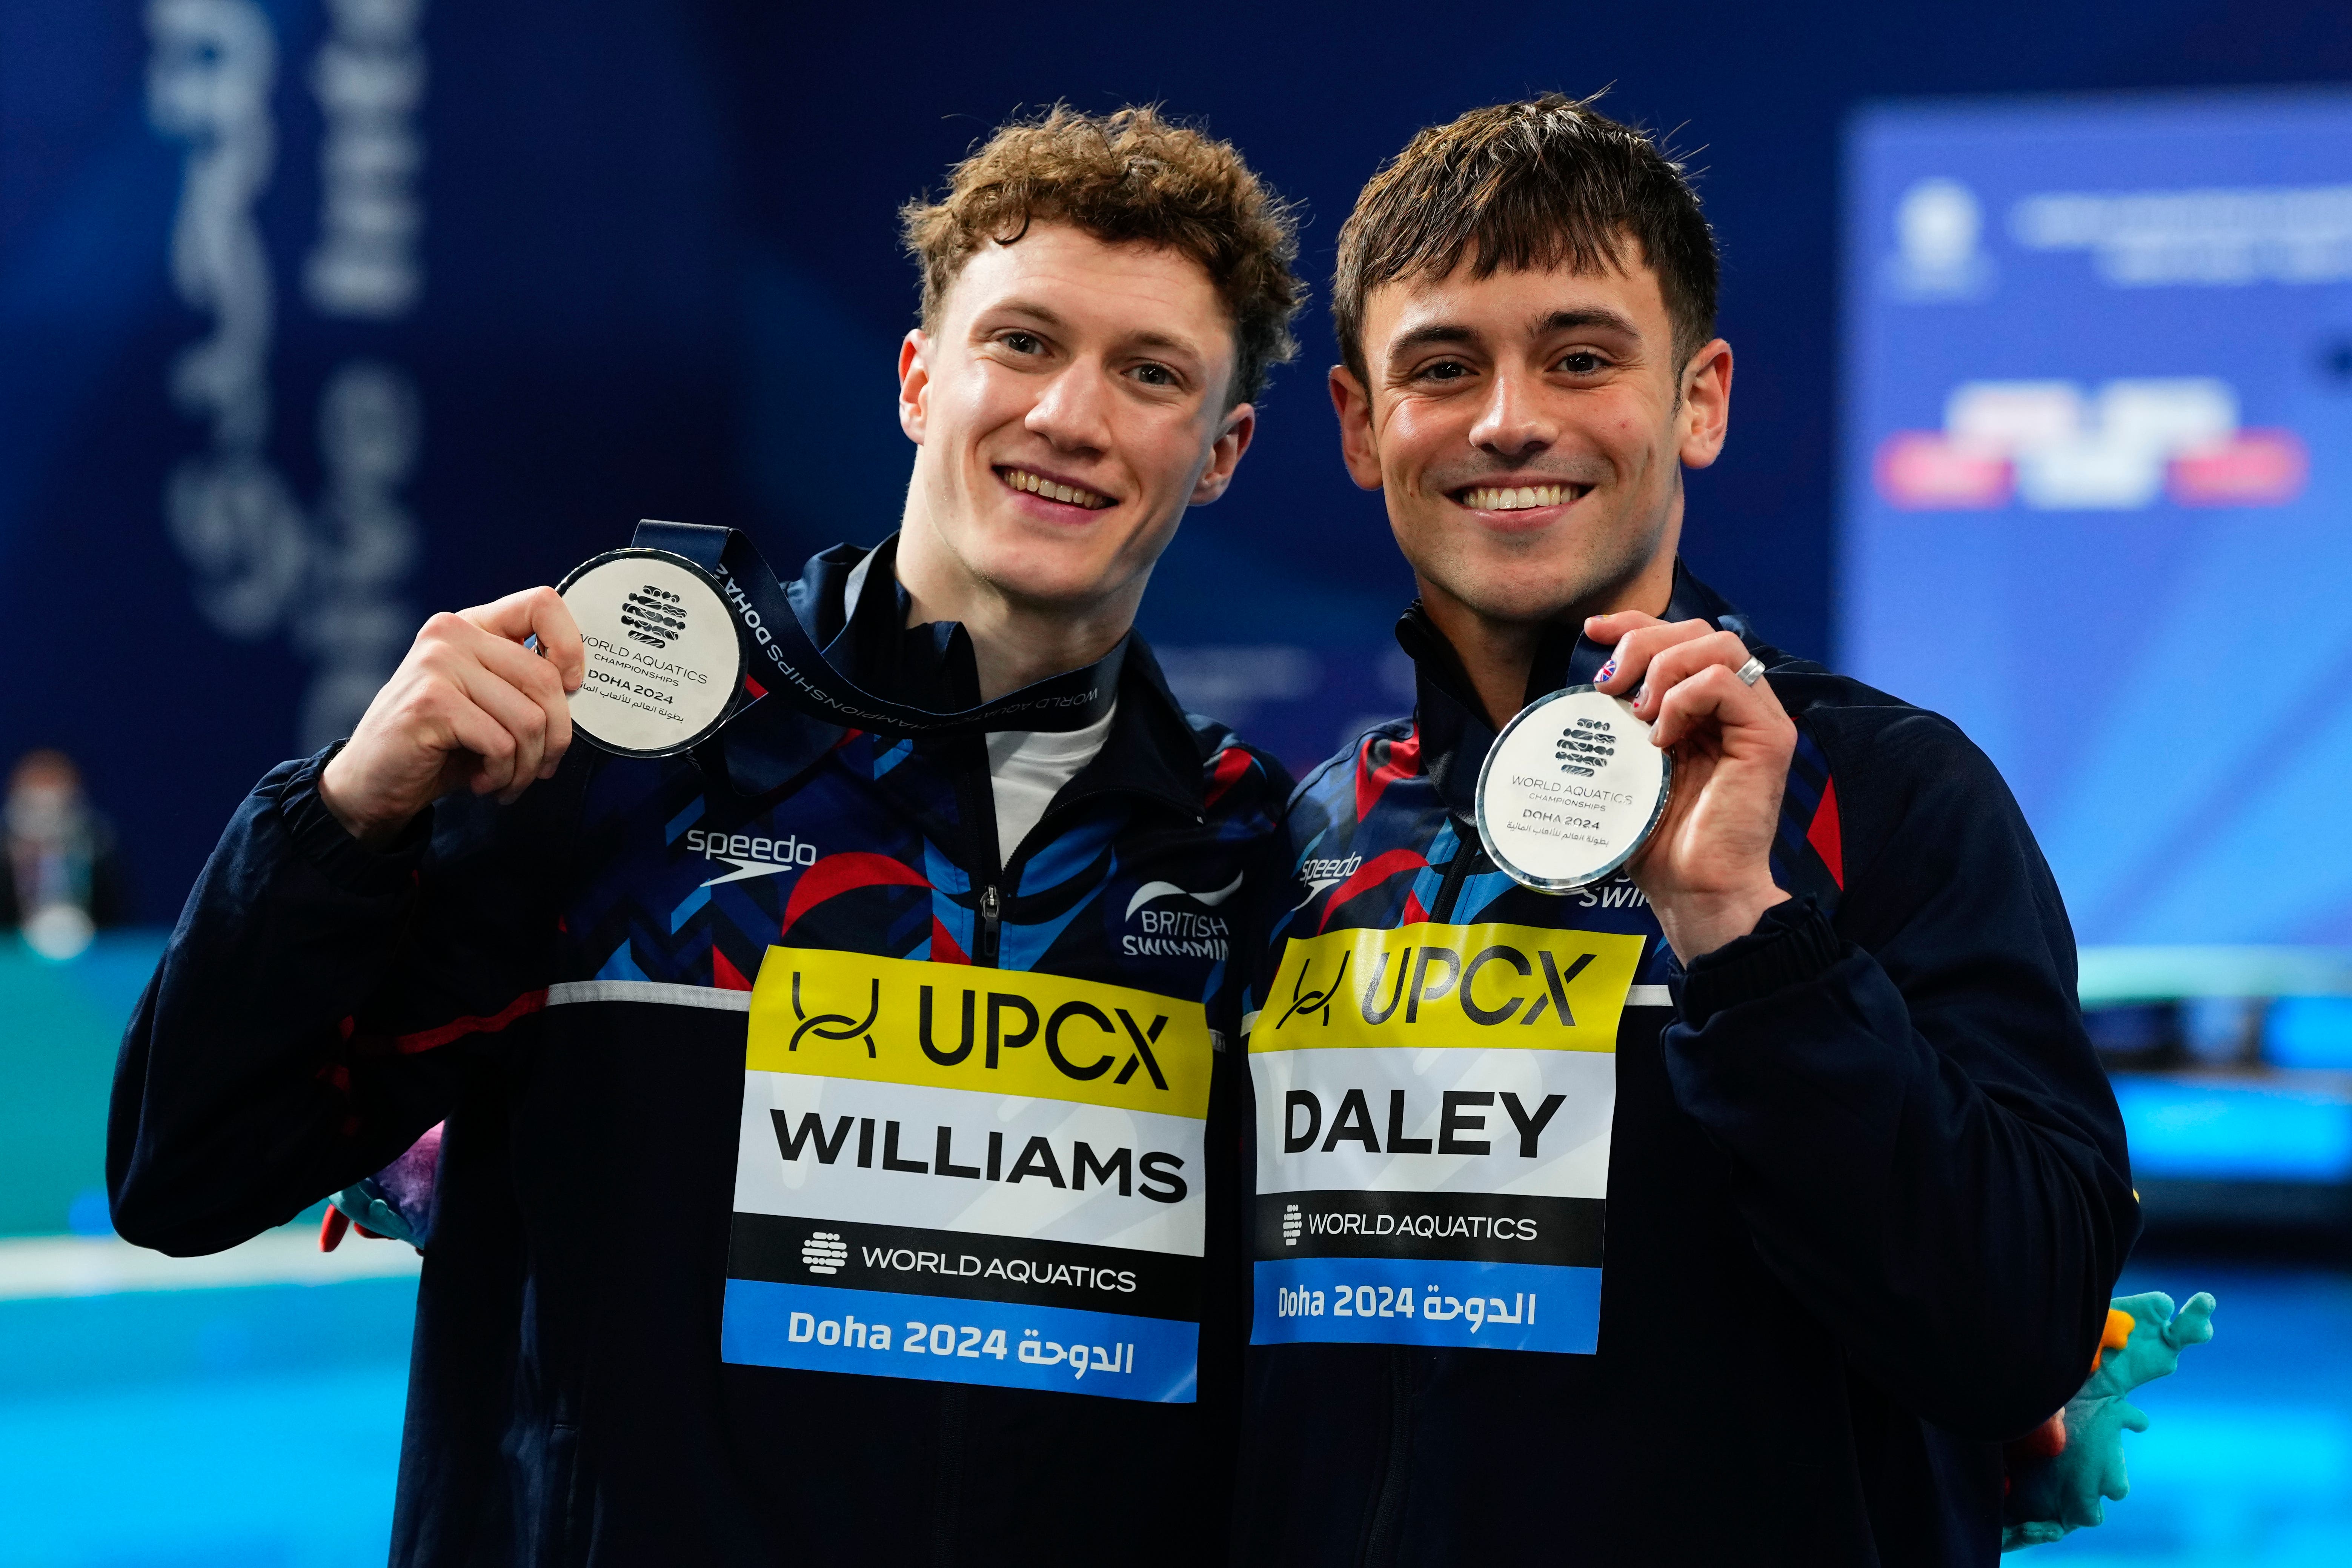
1583 610 1797 962
317 585 587 846
1474 609 1795 961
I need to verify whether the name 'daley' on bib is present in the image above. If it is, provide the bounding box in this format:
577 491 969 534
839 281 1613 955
722 948 1214 1403
1247 922 1643 1356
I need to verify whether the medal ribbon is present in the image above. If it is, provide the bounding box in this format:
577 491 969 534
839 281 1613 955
631 520 1123 736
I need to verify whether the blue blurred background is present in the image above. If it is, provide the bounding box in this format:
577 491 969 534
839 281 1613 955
6 2 2352 1563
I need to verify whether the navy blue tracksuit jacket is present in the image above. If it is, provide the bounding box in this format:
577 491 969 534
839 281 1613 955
108 543 1289 1566
1231 564 2138 1565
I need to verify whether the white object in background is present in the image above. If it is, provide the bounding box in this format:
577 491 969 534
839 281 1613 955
1889 177 1993 299
1945 381 2084 453
19 905 95 962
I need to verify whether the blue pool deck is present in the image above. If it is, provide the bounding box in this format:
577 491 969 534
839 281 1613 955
0 1254 418 1568
0 1241 2345 1565
3 933 2348 1562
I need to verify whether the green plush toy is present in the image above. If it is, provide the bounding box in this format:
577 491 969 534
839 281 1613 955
2000 1290 2218 1551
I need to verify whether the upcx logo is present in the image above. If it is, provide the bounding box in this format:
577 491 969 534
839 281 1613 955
1253 922 1645 1056
779 968 1173 1089
747 949 1218 1115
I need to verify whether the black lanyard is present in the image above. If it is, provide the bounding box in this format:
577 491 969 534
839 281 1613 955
630 520 1124 736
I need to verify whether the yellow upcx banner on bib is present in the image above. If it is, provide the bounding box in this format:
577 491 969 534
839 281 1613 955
1253 922 1643 1055
749 948 1213 1118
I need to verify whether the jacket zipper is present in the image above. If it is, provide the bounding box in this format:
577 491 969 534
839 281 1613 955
1359 824 1482 1566
976 883 1001 968
936 733 1012 1568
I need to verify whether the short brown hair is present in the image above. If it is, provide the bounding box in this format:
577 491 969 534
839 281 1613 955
902 105 1302 405
1333 94 1717 386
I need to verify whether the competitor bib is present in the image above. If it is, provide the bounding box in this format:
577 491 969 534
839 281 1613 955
1247 922 1642 1356
721 949 1213 1402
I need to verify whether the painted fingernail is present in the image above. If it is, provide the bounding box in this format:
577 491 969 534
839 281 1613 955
1597 659 1617 684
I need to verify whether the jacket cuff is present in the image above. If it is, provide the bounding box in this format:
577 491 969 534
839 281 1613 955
1676 896 1840 1028
274 743 429 896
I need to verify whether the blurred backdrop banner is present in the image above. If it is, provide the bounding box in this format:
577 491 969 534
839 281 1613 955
12 1 2352 929
1844 91 2352 954
6 0 1866 925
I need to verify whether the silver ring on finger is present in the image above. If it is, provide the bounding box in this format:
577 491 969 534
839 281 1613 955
1734 655 1766 687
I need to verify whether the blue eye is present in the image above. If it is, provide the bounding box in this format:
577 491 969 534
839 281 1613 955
1002 332 1043 355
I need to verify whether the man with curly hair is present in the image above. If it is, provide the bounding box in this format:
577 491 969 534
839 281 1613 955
112 106 1302 1566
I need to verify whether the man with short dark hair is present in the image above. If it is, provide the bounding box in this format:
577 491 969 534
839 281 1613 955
112 106 1300 1566
1233 96 2134 1564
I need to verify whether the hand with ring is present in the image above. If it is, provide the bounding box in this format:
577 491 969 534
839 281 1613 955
1586 612 1797 962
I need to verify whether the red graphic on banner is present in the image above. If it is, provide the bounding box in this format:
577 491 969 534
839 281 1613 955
1875 433 2012 509
2168 430 2308 507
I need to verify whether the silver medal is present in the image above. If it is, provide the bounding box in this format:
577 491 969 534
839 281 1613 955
555 548 746 758
1474 686 1673 893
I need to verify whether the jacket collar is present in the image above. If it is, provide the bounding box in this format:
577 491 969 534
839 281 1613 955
1399 559 1756 820
715 536 1204 810
1064 639 1211 819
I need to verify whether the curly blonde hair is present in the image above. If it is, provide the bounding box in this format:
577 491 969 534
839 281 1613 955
902 105 1302 405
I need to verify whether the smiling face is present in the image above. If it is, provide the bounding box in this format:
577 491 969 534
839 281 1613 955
1332 247 1731 631
895 221 1253 626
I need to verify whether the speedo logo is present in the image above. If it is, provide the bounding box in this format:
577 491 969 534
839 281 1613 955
1251 922 1646 1055
1120 870 1241 960
1291 853 1364 913
684 827 818 887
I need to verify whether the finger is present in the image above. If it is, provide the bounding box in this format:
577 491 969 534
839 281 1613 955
461 587 585 692
1629 629 1760 723
1591 618 1714 696
410 612 568 789
468 624 575 777
434 687 525 797
452 657 554 801
1647 663 1777 751
1584 609 1664 647
1647 662 1785 752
